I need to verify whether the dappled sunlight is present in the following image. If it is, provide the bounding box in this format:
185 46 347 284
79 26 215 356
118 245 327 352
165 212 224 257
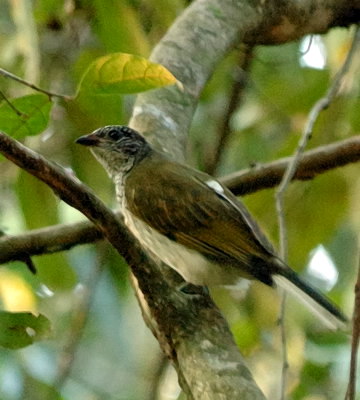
306 245 339 291
0 269 37 312
300 35 327 70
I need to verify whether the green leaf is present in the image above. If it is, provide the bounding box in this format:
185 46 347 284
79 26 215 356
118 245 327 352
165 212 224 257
0 94 52 138
22 374 64 400
77 52 178 95
0 311 52 349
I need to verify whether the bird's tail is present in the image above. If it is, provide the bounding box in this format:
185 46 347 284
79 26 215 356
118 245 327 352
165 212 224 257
273 268 347 330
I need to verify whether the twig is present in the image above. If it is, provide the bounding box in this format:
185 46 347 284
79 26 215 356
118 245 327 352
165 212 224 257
0 67 72 101
345 249 360 400
278 291 289 400
0 89 27 117
276 27 360 256
52 244 105 394
204 46 253 175
275 27 360 400
148 354 169 400
277 289 289 400
298 35 314 56
20 254 37 274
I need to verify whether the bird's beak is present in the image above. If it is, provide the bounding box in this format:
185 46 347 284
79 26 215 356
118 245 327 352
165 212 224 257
75 133 101 147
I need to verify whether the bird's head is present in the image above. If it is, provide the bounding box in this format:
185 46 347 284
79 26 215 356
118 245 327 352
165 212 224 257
76 125 151 178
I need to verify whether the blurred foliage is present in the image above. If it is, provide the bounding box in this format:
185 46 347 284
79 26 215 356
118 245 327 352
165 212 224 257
0 311 51 349
0 1 359 399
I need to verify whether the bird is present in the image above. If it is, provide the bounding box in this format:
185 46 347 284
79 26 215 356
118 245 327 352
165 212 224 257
76 125 347 329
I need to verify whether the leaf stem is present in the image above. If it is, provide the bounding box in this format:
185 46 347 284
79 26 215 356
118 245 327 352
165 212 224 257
0 68 73 101
0 89 27 117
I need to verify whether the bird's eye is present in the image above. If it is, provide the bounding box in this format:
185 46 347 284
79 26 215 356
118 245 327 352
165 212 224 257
108 129 121 141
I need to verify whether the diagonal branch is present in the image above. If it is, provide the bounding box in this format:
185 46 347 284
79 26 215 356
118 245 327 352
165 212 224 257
204 46 254 175
1 135 359 264
0 130 266 399
0 1 359 398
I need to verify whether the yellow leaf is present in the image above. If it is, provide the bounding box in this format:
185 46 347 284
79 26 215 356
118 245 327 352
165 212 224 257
77 53 179 95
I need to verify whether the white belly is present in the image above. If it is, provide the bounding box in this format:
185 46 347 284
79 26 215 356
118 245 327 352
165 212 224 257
122 207 240 286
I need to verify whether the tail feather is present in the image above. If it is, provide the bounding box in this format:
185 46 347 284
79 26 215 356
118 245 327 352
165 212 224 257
273 271 347 330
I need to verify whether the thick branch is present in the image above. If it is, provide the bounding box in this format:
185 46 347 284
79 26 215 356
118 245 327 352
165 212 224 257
247 1 359 45
1 0 358 398
0 130 266 399
1 136 359 263
129 0 359 156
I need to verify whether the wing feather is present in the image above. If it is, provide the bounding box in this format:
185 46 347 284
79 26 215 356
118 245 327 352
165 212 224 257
125 155 275 270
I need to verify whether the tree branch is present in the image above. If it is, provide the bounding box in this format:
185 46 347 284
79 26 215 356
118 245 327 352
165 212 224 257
204 46 254 175
129 0 359 155
246 0 360 45
222 136 360 195
0 220 103 263
1 136 359 264
0 130 266 399
1 0 358 398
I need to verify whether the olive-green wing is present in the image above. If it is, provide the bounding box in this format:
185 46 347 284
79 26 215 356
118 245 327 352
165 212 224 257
125 156 275 267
